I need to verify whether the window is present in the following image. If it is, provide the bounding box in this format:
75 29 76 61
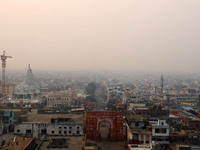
77 131 80 134
155 128 159 133
162 129 167 133
146 136 150 140
17 129 20 133
135 122 139 127
64 131 67 134
52 131 54 134
64 127 67 129
69 131 71 134
155 128 166 133
69 127 72 129
59 131 62 134
41 129 47 134
59 127 62 129
26 129 31 134
77 127 80 129
141 135 144 140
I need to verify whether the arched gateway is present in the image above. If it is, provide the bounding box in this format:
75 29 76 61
86 111 123 141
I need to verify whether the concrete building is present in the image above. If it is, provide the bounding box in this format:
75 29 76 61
14 118 83 139
46 91 72 107
151 119 169 150
0 84 16 99
0 111 14 135
175 89 199 106
2 111 14 127
152 120 169 136
126 115 152 147
133 105 169 120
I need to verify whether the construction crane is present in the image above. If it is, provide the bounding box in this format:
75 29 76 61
1 51 12 101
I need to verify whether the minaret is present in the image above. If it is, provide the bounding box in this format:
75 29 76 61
160 75 164 95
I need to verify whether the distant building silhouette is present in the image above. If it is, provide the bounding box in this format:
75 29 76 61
14 64 40 100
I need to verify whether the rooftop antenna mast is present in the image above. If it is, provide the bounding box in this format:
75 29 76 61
1 51 12 101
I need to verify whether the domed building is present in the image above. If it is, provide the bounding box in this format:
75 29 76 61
14 64 40 99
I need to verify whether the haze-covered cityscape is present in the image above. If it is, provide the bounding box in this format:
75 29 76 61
1 1 200 150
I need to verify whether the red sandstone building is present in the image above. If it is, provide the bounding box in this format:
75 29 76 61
86 111 123 141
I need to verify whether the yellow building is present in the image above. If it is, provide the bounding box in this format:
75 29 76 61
0 84 16 99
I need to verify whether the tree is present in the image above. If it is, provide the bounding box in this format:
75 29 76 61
107 98 118 111
56 87 61 91
48 86 57 92
37 103 44 109
85 82 96 95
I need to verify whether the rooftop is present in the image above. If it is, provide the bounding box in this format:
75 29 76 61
39 136 84 150
128 144 151 150
1 135 33 150
47 91 72 97
26 109 83 124
126 115 145 122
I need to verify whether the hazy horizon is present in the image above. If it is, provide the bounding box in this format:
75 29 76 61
1 0 200 73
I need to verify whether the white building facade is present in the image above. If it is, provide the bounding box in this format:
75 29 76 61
14 122 83 139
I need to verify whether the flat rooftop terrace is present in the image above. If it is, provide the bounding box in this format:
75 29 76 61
0 133 34 150
39 136 84 150
26 109 83 124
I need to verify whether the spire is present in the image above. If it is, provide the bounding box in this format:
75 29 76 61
160 74 164 95
26 64 34 85
28 64 31 70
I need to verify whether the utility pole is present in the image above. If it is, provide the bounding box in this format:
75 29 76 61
1 51 12 101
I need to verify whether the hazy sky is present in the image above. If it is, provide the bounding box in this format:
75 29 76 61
0 0 200 73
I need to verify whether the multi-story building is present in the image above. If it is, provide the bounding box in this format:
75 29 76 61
46 91 72 107
0 84 16 99
175 89 199 107
126 115 152 147
133 105 169 120
0 111 14 135
14 117 83 139
151 119 169 150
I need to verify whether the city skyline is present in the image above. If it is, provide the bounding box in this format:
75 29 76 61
0 0 200 73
